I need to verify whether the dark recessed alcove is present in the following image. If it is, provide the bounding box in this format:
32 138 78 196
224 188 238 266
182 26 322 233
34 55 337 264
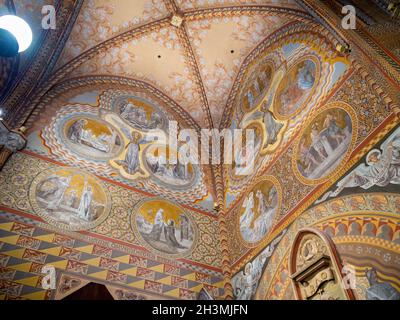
62 283 114 300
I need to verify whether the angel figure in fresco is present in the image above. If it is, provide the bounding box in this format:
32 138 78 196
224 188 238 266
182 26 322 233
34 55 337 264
116 131 146 175
232 229 287 300
365 268 400 300
317 129 400 203
339 143 400 189
233 260 266 300
261 101 284 147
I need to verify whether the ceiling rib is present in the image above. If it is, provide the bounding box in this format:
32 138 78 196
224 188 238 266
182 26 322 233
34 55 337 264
31 5 314 131
177 24 214 129
163 0 180 14
163 0 214 129
17 17 172 128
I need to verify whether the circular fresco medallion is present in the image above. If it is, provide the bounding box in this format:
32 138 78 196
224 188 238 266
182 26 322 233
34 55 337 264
142 144 198 190
293 101 358 185
112 94 168 132
61 115 124 161
241 63 274 113
274 56 320 120
131 198 197 258
237 176 282 247
30 168 111 231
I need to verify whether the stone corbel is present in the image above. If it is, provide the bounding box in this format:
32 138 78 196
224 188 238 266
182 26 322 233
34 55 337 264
0 120 27 170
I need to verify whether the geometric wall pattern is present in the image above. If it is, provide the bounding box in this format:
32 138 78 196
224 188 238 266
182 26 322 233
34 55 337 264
0 214 224 300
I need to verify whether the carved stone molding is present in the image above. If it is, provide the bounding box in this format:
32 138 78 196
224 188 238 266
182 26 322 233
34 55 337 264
289 228 355 300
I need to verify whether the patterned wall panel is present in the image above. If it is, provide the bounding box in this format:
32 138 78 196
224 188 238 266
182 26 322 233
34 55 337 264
0 152 225 300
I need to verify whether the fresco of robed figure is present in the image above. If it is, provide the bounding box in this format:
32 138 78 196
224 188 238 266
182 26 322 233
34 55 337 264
242 64 273 112
117 97 166 131
144 145 196 187
295 107 353 181
31 169 109 230
64 117 123 160
275 59 317 118
239 178 281 244
133 199 195 255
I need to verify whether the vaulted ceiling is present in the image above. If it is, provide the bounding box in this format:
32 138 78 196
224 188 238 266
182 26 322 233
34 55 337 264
54 0 311 129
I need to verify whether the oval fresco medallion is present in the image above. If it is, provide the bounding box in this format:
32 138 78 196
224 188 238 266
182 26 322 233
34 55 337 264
30 168 111 231
237 176 282 246
241 63 274 113
293 102 358 185
143 145 199 189
274 56 320 120
111 94 168 132
61 115 124 161
131 198 197 258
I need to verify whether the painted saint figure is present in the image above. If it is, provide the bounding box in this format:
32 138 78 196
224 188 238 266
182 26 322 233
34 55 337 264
366 268 400 300
297 60 316 90
326 138 400 197
164 220 186 249
116 131 144 175
254 189 276 237
261 101 283 146
240 185 278 244
120 101 163 130
297 108 353 180
299 137 319 175
45 176 72 211
278 60 316 116
316 127 400 203
68 119 86 143
246 91 255 108
310 124 328 161
135 200 195 255
240 192 255 231
323 113 346 145
78 181 93 221
148 209 165 241
180 215 190 242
